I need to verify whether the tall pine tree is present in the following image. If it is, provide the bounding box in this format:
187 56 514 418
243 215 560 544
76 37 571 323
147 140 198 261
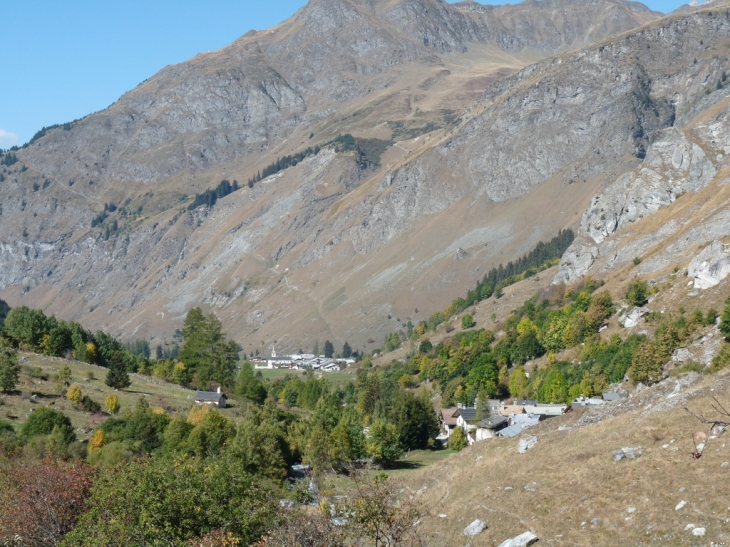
178 307 239 388
0 338 20 393
105 351 131 390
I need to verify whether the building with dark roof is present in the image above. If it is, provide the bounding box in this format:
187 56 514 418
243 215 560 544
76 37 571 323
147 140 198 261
194 387 227 408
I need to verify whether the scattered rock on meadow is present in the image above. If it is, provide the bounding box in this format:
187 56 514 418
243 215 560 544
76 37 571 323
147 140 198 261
496 531 539 547
518 435 538 454
613 447 642 461
672 347 692 362
619 307 651 328
463 520 486 537
675 500 687 511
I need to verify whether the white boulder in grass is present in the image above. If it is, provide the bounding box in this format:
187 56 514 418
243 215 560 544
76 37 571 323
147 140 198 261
518 435 538 454
463 520 486 537
497 531 539 547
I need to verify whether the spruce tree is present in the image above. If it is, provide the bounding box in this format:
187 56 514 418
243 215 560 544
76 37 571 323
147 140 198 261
0 339 20 393
323 340 335 358
105 351 131 390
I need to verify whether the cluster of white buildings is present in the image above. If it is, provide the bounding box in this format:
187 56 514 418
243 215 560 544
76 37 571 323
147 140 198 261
440 392 629 446
252 347 355 372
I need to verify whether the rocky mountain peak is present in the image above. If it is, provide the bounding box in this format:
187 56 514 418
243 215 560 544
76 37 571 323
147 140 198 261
2 0 695 353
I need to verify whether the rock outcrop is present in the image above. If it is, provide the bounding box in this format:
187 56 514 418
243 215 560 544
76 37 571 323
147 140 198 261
555 94 730 285
688 240 730 289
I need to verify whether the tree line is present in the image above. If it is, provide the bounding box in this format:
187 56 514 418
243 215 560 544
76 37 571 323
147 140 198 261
0 305 148 375
187 178 240 210
247 145 321 187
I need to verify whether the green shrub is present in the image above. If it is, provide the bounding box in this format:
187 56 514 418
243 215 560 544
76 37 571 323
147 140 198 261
80 395 101 413
21 407 75 444
705 308 718 326
63 455 279 545
626 279 649 307
720 300 730 340
26 366 49 381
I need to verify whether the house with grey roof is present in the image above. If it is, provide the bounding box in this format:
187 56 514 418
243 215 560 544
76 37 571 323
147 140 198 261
523 403 568 416
194 386 227 408
441 405 509 445
572 395 605 407
497 424 524 438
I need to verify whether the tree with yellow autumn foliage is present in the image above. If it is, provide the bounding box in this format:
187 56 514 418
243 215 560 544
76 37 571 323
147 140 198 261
66 384 82 404
105 393 120 414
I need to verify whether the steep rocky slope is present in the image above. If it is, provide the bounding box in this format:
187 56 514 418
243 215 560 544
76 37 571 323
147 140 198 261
554 8 730 291
2 0 719 355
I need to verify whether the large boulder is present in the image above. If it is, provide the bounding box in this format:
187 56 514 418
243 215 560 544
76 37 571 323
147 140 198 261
619 307 652 328
463 519 487 537
689 240 730 289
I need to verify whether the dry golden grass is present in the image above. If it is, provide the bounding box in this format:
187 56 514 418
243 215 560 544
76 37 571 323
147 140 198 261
400 370 730 546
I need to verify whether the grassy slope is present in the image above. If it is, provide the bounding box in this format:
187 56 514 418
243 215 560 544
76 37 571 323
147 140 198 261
400 371 730 546
1 353 207 437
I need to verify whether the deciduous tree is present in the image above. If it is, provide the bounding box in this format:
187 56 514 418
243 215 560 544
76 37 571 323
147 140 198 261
105 393 120 414
0 459 95 546
66 384 82 404
366 420 402 467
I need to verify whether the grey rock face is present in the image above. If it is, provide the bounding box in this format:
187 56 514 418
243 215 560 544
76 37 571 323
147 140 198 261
688 240 730 290
463 519 487 537
581 128 715 246
619 307 652 328
556 124 721 283
496 532 539 547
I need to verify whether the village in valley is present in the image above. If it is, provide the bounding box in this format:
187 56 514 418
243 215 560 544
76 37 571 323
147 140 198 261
251 346 356 372
439 392 628 445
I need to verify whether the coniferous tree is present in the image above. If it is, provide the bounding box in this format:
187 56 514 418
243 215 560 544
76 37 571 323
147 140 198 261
234 362 267 405
0 338 20 393
178 307 239 388
0 298 10 332
105 351 131 390
323 340 335 358
342 341 352 358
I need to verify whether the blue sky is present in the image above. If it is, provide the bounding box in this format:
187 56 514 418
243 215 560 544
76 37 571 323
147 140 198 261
0 0 694 147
